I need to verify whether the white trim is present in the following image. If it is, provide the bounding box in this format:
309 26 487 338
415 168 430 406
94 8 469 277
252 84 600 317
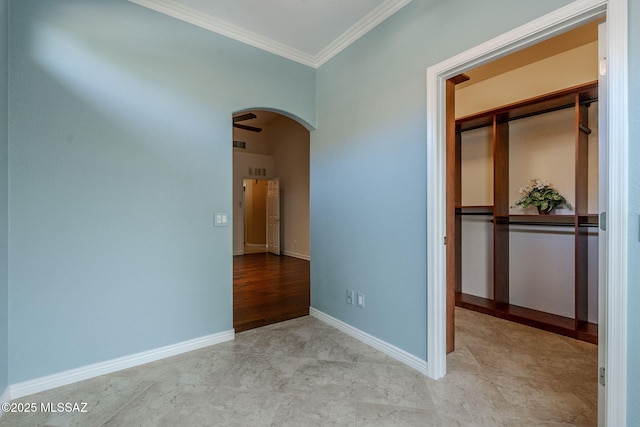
314 0 413 67
426 0 627 422
6 330 234 401
245 243 267 248
127 0 412 69
234 249 309 260
425 59 447 379
604 0 628 425
282 250 311 261
128 0 316 67
309 307 428 375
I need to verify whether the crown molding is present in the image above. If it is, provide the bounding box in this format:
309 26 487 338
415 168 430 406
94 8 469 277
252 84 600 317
128 0 316 67
314 0 413 67
128 0 413 69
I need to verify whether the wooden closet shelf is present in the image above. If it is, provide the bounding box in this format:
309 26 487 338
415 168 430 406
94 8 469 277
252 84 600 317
456 292 598 344
491 214 599 227
455 206 494 215
456 81 598 133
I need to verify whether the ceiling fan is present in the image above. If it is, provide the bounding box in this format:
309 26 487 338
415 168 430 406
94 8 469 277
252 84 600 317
233 113 262 133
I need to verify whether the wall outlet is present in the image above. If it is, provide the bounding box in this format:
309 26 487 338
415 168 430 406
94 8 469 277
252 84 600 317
346 289 355 305
356 292 365 308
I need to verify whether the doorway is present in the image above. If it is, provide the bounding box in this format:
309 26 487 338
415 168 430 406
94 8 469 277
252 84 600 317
427 1 629 424
232 110 310 259
232 109 311 331
243 179 268 254
450 21 601 345
242 177 282 255
446 21 601 425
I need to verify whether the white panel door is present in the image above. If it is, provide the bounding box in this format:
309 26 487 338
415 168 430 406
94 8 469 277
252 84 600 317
267 177 281 255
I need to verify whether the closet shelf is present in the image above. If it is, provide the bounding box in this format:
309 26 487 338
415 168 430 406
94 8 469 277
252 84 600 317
490 214 599 227
455 81 598 132
455 293 597 344
455 206 494 215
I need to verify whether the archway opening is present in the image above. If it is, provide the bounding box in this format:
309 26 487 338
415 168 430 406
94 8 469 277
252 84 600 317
231 109 311 332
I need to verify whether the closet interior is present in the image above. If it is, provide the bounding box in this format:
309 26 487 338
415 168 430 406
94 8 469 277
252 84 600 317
452 81 599 344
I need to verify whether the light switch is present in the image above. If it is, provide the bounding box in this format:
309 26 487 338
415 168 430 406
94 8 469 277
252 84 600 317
214 212 229 227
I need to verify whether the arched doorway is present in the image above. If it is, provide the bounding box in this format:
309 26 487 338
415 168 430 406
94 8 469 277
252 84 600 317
231 109 311 331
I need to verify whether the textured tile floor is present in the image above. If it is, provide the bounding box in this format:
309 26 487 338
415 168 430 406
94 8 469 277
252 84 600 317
0 308 597 426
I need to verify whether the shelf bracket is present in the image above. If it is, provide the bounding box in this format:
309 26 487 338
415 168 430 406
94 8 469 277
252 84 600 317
579 123 592 134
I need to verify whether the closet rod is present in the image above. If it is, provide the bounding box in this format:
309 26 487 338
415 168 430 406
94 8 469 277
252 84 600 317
489 219 598 227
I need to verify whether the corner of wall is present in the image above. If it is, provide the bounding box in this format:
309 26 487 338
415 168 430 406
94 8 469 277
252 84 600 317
0 0 9 398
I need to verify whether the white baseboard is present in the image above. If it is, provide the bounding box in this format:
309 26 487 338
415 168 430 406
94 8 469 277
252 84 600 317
283 250 310 261
309 307 428 375
6 329 234 401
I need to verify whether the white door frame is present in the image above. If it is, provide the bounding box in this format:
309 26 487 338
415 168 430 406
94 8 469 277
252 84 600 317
267 177 281 255
425 0 628 425
597 21 609 426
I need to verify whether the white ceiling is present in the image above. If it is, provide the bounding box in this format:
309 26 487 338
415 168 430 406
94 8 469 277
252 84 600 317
129 0 413 68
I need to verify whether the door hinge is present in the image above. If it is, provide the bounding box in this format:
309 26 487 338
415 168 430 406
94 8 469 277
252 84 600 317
599 367 606 386
444 236 447 245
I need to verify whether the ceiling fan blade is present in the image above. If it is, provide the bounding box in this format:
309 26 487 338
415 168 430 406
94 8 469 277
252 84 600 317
233 113 257 123
234 123 262 133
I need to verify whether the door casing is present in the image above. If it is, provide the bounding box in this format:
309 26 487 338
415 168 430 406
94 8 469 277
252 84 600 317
267 177 281 255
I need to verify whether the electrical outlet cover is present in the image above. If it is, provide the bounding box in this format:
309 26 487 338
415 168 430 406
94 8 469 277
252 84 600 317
356 292 365 308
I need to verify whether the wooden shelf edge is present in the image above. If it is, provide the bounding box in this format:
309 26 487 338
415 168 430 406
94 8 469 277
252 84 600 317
456 206 494 215
577 322 599 344
455 293 597 344
455 293 494 315
456 81 598 132
490 214 599 227
456 205 494 209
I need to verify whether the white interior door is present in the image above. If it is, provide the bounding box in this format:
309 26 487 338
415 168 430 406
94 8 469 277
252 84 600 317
597 21 608 426
267 177 281 255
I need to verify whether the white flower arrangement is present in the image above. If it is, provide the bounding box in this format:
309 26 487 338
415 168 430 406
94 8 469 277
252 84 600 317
513 177 571 213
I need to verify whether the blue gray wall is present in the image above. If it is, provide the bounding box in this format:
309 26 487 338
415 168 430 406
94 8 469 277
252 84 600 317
311 0 574 360
7 0 315 383
627 0 639 421
0 0 8 395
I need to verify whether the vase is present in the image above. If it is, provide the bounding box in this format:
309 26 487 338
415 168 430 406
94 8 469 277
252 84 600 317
537 206 553 215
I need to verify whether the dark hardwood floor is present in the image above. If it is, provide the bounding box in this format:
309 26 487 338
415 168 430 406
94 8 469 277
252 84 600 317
233 253 310 332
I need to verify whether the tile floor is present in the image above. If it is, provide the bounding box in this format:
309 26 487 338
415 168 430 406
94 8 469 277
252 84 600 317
0 308 597 426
